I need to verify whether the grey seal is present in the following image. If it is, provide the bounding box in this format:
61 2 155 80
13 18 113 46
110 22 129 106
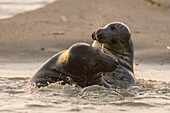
92 22 135 88
28 43 119 88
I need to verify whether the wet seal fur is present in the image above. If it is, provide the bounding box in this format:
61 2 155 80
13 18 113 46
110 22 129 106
28 43 119 88
92 22 135 88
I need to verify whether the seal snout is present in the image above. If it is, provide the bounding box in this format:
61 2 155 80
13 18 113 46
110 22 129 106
92 29 105 41
92 31 97 40
97 32 105 39
92 29 105 42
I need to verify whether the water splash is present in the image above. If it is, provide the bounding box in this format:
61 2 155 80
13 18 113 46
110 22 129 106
1 68 170 113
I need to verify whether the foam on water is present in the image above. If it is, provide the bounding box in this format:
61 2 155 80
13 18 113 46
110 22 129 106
0 0 56 19
0 63 170 113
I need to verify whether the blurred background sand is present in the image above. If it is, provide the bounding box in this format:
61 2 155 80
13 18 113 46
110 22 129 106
0 0 169 64
0 0 169 80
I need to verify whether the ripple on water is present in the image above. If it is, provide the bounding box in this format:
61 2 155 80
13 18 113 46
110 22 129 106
25 80 170 104
1 76 170 113
0 77 28 94
26 103 54 108
0 0 56 19
110 101 155 107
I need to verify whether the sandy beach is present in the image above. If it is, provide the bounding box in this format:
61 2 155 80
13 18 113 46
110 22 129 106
0 0 169 64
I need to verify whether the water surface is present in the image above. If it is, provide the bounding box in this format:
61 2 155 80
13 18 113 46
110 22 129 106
0 0 56 19
0 63 170 113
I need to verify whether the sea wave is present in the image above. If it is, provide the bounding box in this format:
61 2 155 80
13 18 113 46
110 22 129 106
0 0 56 19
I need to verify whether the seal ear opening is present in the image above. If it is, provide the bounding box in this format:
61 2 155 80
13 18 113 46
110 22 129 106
92 31 96 40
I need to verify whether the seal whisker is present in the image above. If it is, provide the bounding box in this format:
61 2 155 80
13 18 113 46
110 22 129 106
95 18 100 29
92 17 104 31
99 16 102 28
92 19 100 30
96 17 103 29
92 22 98 30
99 16 104 28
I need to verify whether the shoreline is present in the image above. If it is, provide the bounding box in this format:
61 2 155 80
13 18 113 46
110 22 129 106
0 0 56 19
0 62 169 83
0 0 169 65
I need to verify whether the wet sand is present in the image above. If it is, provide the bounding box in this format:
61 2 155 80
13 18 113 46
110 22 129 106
0 0 169 64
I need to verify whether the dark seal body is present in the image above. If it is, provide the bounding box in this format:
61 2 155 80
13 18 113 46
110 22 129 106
28 43 119 88
92 22 135 88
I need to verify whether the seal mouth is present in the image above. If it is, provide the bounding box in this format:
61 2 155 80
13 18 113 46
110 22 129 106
92 31 97 40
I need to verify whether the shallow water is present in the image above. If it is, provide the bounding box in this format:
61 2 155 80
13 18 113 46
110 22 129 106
0 63 170 113
0 0 56 19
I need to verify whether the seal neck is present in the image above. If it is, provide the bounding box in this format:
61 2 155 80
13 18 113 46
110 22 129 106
103 40 134 73
55 65 103 88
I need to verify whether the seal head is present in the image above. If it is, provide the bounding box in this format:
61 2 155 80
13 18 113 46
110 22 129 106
92 22 131 44
56 43 119 87
92 22 135 88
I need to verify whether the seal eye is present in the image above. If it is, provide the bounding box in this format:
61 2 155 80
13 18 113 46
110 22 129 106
110 25 116 31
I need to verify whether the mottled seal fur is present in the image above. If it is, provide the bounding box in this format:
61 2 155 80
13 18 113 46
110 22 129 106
92 22 135 88
28 43 119 88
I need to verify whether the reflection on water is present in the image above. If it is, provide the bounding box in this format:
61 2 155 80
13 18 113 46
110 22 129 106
0 63 170 113
0 0 56 19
